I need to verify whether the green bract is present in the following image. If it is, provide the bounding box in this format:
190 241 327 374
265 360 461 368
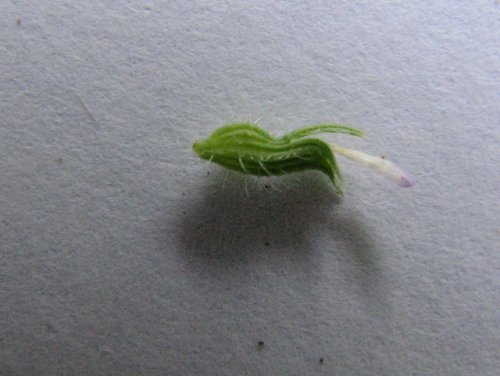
192 123 364 195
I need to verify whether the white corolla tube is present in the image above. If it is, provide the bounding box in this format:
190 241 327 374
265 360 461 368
331 144 415 188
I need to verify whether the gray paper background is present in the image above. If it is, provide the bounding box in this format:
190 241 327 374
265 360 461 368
1 1 499 375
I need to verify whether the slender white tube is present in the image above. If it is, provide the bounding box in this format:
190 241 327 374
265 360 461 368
331 144 415 188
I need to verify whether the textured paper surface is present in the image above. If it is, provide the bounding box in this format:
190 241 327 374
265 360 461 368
1 1 499 375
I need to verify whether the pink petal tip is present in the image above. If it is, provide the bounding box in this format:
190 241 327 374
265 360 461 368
398 173 415 188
